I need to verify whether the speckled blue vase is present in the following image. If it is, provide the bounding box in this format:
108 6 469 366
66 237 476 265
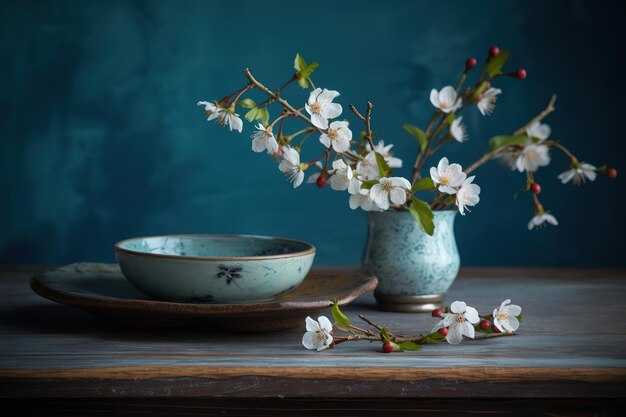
363 210 460 312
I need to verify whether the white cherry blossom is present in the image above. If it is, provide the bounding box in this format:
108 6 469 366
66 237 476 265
356 151 381 180
430 86 462 113
528 212 558 230
369 177 411 210
456 176 481 215
305 88 342 129
197 101 243 133
349 188 377 211
526 121 551 141
431 301 480 345
558 163 596 185
278 146 305 188
329 160 360 194
477 88 502 116
515 143 550 172
450 116 468 142
302 316 333 351
320 121 352 153
366 140 403 168
250 123 278 154
493 299 522 333
430 157 466 194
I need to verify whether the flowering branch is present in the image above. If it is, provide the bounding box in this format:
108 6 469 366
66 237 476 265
302 300 521 352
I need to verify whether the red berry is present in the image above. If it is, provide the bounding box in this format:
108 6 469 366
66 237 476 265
431 308 443 318
492 325 502 333
382 343 394 353
479 320 491 330
488 45 500 58
530 183 541 195
465 57 477 71
438 327 449 336
607 167 618 178
316 175 327 188
515 69 527 79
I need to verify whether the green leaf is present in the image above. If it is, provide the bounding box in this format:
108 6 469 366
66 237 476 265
360 179 379 190
489 134 527 150
238 98 257 109
423 332 445 344
409 198 435 236
331 302 350 327
412 178 435 193
374 152 391 177
403 124 427 154
485 50 510 78
294 53 319 89
244 107 270 126
399 341 422 351
380 327 393 344
517 314 523 323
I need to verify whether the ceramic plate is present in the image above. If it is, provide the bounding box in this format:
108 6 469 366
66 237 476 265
30 263 377 332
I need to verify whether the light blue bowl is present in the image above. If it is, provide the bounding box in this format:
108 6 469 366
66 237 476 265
114 235 316 303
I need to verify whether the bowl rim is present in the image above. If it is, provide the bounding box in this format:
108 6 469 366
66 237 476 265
113 234 316 261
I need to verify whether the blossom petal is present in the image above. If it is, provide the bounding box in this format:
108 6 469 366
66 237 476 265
319 134 331 149
389 187 407 205
308 88 322 105
429 89 439 108
437 157 449 173
439 86 457 107
504 315 520 332
446 325 464 344
545 214 558 226
333 136 351 153
293 170 304 188
450 301 466 314
318 89 340 102
430 167 441 183
324 103 343 119
305 316 320 332
318 316 333 333
310 113 328 129
463 321 475 339
389 177 411 189
307 172 321 184
464 306 480 324
302 331 320 350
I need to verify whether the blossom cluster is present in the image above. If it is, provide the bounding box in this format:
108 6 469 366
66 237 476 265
302 299 522 352
197 49 616 234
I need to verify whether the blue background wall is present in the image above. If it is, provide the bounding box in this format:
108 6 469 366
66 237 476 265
1 0 623 266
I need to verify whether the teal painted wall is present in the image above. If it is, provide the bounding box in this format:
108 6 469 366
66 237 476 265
1 0 623 266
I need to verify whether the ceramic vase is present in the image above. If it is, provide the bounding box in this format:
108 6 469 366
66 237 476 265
363 210 460 312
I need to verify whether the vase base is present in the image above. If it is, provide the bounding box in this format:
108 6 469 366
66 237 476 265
374 292 444 313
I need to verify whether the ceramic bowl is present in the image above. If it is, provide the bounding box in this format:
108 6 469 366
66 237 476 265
114 234 315 303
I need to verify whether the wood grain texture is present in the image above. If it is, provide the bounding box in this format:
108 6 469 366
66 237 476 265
1 267 625 399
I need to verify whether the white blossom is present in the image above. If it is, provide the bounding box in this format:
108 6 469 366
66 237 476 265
528 212 558 230
526 121 551 141
302 316 333 351
430 86 462 113
329 160 360 194
476 88 502 116
515 143 551 172
278 146 305 188
366 140 403 168
250 123 278 154
450 116 468 142
558 163 597 185
431 301 480 345
356 151 381 181
369 177 411 210
320 121 352 153
197 101 243 133
493 299 522 333
349 188 377 211
305 88 342 129
429 157 467 194
456 176 481 215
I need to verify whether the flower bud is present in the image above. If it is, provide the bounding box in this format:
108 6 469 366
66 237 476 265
382 342 394 353
479 319 491 330
465 57 477 71
488 45 500 58
515 69 527 79
530 183 541 195
492 325 502 334
484 81 491 89
607 167 618 178
431 308 443 318
474 93 484 101
316 175 328 188
438 327 449 336
273 148 283 158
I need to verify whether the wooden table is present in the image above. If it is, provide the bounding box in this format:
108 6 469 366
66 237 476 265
1 267 625 416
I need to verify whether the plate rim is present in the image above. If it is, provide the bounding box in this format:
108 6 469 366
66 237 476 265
30 264 378 317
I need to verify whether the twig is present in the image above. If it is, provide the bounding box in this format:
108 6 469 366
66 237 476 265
513 94 557 136
349 102 375 151
358 314 385 331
